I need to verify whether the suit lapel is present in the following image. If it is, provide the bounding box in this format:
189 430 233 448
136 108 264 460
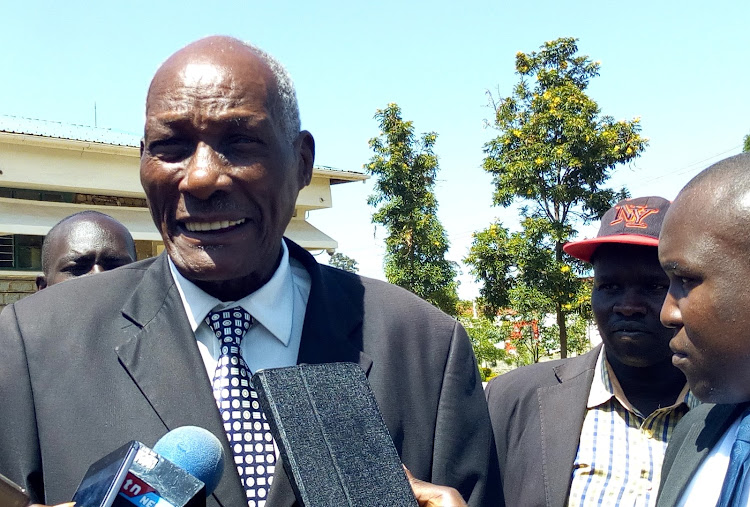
287 239 370 372
265 240 371 507
658 403 745 506
115 254 246 507
538 347 599 507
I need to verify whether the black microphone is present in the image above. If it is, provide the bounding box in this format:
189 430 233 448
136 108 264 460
71 426 225 507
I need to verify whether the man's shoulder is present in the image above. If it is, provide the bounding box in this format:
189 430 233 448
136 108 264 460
319 264 456 320
486 347 599 404
679 401 717 424
489 347 599 387
673 402 737 440
11 256 159 315
485 360 561 401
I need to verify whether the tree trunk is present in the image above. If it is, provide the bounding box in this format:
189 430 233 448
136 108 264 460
555 239 568 358
557 302 568 359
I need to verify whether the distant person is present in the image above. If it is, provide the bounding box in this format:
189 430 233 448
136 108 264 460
486 196 698 506
36 210 136 289
657 152 750 506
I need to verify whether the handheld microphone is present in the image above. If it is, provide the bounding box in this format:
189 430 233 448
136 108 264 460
153 426 225 497
71 426 225 507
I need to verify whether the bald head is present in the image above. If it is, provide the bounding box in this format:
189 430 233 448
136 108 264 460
37 211 137 290
675 152 750 247
658 152 750 403
682 152 750 196
146 36 300 144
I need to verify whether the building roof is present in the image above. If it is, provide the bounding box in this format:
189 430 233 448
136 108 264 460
0 115 141 147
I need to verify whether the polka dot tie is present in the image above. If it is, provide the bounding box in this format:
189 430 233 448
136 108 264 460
206 307 275 507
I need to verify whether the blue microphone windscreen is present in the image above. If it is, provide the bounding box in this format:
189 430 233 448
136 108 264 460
153 426 225 496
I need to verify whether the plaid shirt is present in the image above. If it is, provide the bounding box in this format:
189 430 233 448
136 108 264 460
567 349 699 507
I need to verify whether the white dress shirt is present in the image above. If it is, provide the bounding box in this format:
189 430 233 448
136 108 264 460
168 240 312 380
678 414 750 507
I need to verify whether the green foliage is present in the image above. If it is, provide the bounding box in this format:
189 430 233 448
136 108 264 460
466 217 581 316
328 252 359 273
744 132 750 153
478 37 646 357
456 299 475 317
463 223 514 314
564 310 595 356
483 37 645 219
460 316 506 380
366 103 459 315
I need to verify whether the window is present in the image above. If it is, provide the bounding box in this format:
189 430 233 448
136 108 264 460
0 235 43 270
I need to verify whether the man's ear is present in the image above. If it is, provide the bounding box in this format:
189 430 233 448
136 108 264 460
296 130 315 189
36 274 47 291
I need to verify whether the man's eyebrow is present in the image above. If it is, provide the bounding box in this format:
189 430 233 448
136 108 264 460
57 252 92 264
101 253 134 261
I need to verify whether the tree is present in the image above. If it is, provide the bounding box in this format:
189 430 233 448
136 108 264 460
328 252 359 273
480 37 647 358
463 223 514 316
466 217 583 361
366 103 459 314
460 316 506 381
744 132 750 152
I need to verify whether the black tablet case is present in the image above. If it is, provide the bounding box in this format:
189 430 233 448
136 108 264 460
251 362 417 507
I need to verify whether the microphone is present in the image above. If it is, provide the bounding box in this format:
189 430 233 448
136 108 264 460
71 426 225 507
153 426 225 497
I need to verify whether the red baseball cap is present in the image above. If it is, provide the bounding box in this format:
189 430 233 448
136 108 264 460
563 196 670 263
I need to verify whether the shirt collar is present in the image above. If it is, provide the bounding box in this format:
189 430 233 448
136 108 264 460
586 346 697 414
168 241 295 346
587 347 616 409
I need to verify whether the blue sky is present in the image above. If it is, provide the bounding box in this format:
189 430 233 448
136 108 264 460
2 1 748 299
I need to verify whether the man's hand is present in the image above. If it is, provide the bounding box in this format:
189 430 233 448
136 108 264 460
405 467 468 507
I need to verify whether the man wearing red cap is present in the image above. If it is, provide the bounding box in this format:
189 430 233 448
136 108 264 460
486 196 697 506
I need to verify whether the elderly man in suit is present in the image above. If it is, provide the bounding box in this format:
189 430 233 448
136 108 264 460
0 36 497 507
656 152 750 506
486 196 698 506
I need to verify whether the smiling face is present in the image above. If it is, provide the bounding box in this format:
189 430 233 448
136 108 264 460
140 37 313 300
659 187 750 403
38 214 136 289
591 243 674 368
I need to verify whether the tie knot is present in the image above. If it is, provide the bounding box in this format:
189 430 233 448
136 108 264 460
205 307 253 346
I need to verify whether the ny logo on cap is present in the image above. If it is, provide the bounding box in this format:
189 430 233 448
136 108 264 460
609 204 659 229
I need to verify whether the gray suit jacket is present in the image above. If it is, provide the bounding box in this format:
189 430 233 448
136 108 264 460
0 239 500 506
485 346 601 507
656 402 747 507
